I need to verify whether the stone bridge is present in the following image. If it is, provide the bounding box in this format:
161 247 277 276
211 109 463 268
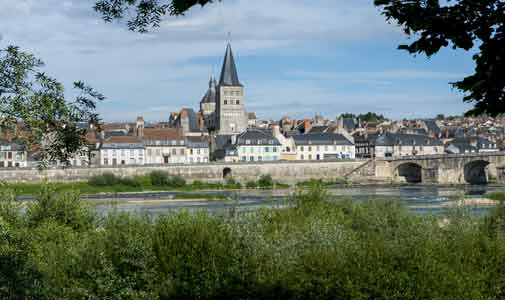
375 152 505 184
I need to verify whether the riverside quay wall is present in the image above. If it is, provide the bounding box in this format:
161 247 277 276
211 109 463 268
0 160 368 183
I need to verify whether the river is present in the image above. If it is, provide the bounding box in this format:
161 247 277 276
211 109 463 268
88 185 504 216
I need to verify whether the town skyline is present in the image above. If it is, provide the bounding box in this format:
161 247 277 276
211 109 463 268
1 0 475 122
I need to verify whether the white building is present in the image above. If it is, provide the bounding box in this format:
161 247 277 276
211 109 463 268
374 133 444 158
236 129 282 162
186 136 210 164
143 128 187 164
292 133 355 160
0 140 27 168
99 136 145 166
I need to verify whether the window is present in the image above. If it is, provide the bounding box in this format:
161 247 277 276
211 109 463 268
104 158 108 165
308 154 312 160
300 146 304 152
180 149 184 155
224 100 228 105
241 156 246 161
7 152 12 159
236 100 240 105
308 146 312 151
171 149 176 155
197 149 201 155
273 147 278 153
265 147 270 153
190 149 193 155
301 154 304 160
249 156 254 161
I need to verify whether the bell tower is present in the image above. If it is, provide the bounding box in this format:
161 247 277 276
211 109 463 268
216 43 247 135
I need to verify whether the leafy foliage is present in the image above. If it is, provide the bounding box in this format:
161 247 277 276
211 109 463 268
0 46 104 166
375 0 505 116
88 172 141 187
3 186 505 299
94 0 219 32
149 170 186 187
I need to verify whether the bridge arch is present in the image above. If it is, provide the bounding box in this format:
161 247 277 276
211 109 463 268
222 167 232 179
395 162 423 183
464 160 490 185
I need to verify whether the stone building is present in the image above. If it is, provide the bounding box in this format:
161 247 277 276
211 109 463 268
292 133 355 160
0 139 27 168
374 133 444 158
200 43 248 135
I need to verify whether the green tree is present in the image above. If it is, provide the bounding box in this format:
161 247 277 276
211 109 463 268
94 0 217 32
374 0 505 117
0 46 104 166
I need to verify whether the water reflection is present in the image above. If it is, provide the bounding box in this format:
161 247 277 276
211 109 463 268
90 185 503 217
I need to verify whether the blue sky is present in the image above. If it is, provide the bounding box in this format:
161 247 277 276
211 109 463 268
0 0 475 121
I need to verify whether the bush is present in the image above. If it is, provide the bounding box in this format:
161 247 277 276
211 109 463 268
246 181 258 189
149 171 186 188
149 170 170 186
119 177 141 187
257 174 274 189
88 172 118 186
225 178 242 189
88 172 139 187
169 175 186 188
486 192 505 202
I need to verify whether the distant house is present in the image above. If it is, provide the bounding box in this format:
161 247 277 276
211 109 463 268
353 132 378 159
291 133 355 160
446 137 499 154
185 136 210 164
236 129 282 162
374 133 444 158
143 128 186 164
0 140 27 168
99 135 145 166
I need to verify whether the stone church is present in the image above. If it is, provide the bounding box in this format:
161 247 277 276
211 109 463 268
200 43 248 135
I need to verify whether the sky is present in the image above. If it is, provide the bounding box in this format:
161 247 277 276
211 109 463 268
0 0 476 122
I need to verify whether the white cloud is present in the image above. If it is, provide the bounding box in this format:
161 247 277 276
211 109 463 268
0 0 470 121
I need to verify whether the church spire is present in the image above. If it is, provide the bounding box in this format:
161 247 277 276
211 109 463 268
218 43 242 87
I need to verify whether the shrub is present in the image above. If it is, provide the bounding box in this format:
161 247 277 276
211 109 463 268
257 174 273 189
88 172 118 186
149 170 170 186
486 192 505 202
169 176 186 188
149 171 186 188
225 178 242 189
119 177 141 187
246 181 257 189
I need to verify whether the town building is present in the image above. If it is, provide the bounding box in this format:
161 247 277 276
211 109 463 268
374 133 444 158
446 137 499 154
99 135 145 166
0 140 27 168
236 129 282 162
292 133 355 160
200 43 248 135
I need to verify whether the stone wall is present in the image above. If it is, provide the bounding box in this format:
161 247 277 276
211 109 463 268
0 160 366 183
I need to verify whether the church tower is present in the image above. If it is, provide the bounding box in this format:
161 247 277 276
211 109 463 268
215 43 247 135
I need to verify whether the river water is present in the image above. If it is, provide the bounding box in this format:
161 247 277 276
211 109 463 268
90 185 504 216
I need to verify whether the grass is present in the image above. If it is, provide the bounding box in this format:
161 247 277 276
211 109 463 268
486 191 505 202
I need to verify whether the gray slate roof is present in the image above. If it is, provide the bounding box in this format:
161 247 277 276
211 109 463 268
236 129 281 146
185 136 209 148
292 133 353 146
375 133 443 147
219 43 242 87
201 77 217 104
0 139 25 151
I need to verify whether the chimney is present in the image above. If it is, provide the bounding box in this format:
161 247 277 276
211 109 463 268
272 125 281 137
136 116 145 137
303 119 312 133
231 134 237 145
